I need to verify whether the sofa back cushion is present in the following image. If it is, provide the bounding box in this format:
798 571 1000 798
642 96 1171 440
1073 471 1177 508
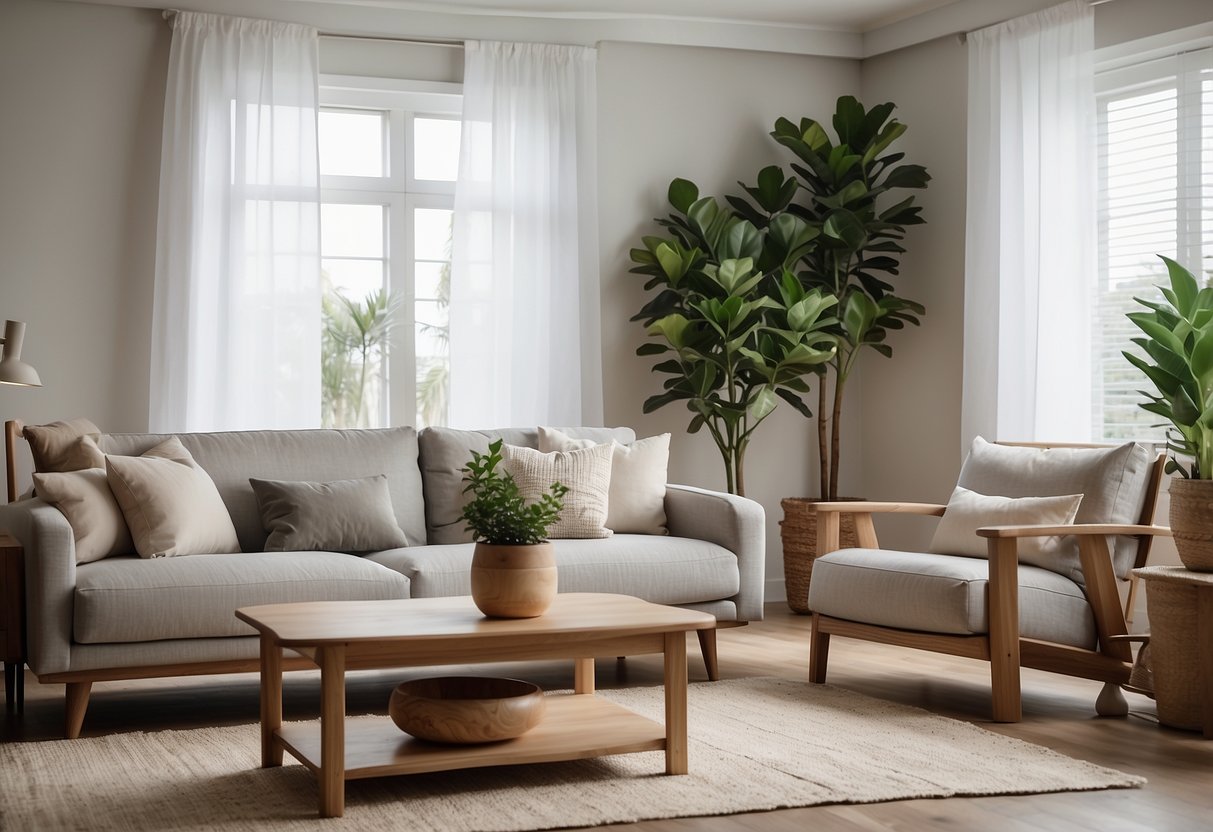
99 428 426 552
418 426 635 544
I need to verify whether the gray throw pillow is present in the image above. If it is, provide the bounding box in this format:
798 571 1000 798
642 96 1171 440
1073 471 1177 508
250 475 408 553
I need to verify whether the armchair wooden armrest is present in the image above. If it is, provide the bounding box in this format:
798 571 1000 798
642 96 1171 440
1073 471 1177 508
814 501 947 556
976 523 1172 539
814 501 946 516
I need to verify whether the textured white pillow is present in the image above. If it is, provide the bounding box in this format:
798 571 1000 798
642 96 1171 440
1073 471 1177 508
928 486 1083 569
33 468 133 563
501 443 613 539
106 437 242 558
538 426 669 535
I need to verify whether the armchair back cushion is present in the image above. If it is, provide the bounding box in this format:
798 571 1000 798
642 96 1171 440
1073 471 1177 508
955 437 1153 583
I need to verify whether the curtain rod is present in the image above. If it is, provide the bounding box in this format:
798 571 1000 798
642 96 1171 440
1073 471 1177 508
957 0 1116 44
160 9 463 48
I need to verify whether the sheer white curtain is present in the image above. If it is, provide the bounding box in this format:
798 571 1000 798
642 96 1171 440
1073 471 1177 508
962 0 1096 445
449 41 602 428
150 12 321 432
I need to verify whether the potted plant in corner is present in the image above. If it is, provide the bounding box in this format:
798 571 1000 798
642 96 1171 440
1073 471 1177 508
726 97 930 611
458 438 570 617
1124 255 1213 572
629 181 839 497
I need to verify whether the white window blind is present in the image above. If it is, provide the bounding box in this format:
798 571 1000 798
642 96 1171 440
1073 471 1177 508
1094 46 1213 442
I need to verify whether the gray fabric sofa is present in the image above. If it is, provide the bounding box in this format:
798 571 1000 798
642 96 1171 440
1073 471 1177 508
0 425 764 737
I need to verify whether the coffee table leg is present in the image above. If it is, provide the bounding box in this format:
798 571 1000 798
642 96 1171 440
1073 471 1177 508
574 657 595 694
260 634 283 767
663 631 688 775
317 644 347 818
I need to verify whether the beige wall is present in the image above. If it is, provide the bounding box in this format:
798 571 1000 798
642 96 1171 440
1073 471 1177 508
0 0 166 444
596 41 862 599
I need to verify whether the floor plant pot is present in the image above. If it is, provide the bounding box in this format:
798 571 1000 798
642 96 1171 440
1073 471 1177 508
470 542 558 618
1168 478 1213 572
780 498 862 614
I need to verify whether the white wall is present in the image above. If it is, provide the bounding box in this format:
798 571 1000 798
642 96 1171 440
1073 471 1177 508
596 41 862 600
0 0 167 491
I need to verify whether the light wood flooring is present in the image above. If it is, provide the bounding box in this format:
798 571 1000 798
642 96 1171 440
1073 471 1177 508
3 603 1210 830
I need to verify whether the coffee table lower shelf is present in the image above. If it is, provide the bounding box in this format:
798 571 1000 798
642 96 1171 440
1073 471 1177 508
276 694 666 780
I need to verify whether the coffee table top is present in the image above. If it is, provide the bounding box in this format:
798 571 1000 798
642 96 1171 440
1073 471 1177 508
236 593 715 646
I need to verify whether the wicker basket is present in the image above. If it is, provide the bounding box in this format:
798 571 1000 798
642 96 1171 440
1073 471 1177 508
780 497 861 615
1169 478 1213 572
1146 579 1204 731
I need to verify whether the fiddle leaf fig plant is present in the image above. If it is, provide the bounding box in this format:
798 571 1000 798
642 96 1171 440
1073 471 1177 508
729 96 930 500
630 184 838 497
1124 256 1213 479
458 439 569 545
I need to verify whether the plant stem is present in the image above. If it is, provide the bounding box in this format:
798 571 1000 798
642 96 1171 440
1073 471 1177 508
818 376 829 499
830 367 847 501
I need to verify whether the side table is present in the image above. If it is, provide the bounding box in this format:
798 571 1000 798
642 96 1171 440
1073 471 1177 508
1133 565 1212 738
1 532 24 714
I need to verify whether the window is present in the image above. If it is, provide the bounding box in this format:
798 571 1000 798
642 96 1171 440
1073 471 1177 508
317 77 461 429
1093 45 1213 442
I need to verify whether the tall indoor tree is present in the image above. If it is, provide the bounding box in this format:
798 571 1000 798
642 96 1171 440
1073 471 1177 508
630 183 838 496
729 96 931 499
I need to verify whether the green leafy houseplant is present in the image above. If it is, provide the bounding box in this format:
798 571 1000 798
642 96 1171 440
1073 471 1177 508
730 96 929 500
1123 256 1213 479
458 439 569 545
630 185 839 496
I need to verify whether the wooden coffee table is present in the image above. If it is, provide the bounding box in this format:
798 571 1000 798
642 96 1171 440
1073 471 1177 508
235 593 716 817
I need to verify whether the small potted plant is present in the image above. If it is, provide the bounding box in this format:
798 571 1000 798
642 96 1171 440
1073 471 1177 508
1125 255 1213 572
458 438 569 617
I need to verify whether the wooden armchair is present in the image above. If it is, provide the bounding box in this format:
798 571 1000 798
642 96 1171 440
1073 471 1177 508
805 442 1168 723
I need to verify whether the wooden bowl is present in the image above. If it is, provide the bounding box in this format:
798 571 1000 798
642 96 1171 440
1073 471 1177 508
389 676 546 744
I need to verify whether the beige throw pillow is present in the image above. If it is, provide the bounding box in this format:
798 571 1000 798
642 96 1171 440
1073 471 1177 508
23 419 105 472
538 426 670 535
501 443 613 539
250 475 408 553
106 437 241 558
928 486 1083 570
33 468 133 563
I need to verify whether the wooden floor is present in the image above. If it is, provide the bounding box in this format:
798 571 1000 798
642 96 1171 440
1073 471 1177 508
3 604 1210 830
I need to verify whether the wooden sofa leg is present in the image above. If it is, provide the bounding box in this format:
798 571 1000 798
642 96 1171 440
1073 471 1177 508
697 629 719 681
808 613 829 684
65 682 92 739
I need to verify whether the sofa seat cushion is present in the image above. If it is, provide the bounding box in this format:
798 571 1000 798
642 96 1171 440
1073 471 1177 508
74 552 410 644
368 535 739 606
806 549 1096 649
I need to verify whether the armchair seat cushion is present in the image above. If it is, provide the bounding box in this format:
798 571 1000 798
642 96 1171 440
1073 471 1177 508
807 549 1096 649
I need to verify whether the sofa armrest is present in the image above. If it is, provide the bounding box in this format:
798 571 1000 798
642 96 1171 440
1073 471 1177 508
664 484 766 622
0 498 76 675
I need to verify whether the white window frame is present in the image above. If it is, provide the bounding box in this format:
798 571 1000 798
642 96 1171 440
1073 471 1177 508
319 75 461 428
1091 30 1213 444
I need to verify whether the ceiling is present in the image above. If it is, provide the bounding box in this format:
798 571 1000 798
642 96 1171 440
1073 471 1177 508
72 0 1066 58
292 0 961 33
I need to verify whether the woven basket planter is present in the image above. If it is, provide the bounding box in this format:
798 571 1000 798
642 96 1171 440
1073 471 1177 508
1145 578 1204 731
1168 478 1213 572
780 498 861 615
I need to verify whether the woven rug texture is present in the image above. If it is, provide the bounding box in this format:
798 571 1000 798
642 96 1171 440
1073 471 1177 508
0 676 1143 831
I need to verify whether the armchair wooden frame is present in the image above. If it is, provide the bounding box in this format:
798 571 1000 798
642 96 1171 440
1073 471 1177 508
808 448 1168 723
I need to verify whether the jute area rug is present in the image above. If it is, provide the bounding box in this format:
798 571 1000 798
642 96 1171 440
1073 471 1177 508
0 677 1142 831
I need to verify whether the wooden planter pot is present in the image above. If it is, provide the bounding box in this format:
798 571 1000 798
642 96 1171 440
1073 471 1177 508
470 542 558 618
